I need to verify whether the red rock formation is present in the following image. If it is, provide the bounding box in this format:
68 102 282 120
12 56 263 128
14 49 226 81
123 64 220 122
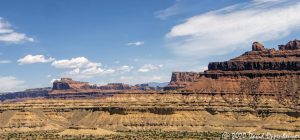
279 39 300 50
53 78 90 90
252 41 265 51
97 83 132 90
166 40 300 97
52 78 136 91
51 78 162 96
164 72 199 90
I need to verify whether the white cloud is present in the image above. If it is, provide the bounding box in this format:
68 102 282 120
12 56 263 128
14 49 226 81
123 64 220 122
0 76 26 92
0 60 11 64
52 57 132 78
116 65 133 74
18 54 54 65
138 64 163 72
253 0 284 3
127 41 144 46
52 57 104 78
0 17 34 43
51 57 100 69
166 0 300 57
79 67 115 77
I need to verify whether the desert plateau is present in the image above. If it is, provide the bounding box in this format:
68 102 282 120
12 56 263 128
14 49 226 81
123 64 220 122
1 40 300 139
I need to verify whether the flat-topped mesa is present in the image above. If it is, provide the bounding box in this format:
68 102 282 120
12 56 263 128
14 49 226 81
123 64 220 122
170 72 199 83
52 78 132 91
164 72 199 90
52 78 90 90
97 83 132 90
51 78 161 93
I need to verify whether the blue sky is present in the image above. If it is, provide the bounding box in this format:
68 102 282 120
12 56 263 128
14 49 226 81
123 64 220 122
1 0 300 92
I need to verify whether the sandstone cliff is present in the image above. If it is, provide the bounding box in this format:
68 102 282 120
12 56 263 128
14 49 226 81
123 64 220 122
0 93 299 138
53 78 90 90
166 40 300 96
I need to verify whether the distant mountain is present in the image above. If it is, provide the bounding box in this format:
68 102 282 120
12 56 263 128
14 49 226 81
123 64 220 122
0 87 51 101
146 82 169 87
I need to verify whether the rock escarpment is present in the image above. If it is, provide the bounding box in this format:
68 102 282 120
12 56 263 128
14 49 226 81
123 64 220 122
49 78 164 97
53 78 90 90
164 72 199 90
97 83 132 90
52 78 162 93
166 40 300 95
208 40 300 72
0 93 300 138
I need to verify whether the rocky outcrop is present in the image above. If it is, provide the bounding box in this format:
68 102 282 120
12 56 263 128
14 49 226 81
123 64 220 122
170 72 199 83
164 72 199 90
52 78 134 91
97 83 132 90
252 41 265 51
52 78 90 90
208 40 300 72
52 78 162 94
166 40 300 94
279 39 300 50
0 79 165 101
208 61 300 71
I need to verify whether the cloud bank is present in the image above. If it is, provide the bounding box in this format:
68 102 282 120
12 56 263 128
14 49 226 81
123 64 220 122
166 0 300 57
51 57 133 78
138 64 163 72
0 76 26 92
17 54 166 80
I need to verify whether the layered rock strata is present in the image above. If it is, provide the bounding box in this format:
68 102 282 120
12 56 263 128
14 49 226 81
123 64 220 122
53 78 90 90
166 40 300 96
1 40 300 138
0 93 299 137
52 78 156 92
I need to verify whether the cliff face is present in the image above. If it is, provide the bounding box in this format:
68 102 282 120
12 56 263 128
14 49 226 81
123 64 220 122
166 40 300 95
53 78 90 90
97 83 132 90
164 72 199 90
170 72 199 83
208 39 300 72
0 93 299 137
50 78 164 97
52 78 133 92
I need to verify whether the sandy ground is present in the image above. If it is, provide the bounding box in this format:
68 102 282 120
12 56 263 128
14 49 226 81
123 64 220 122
59 128 116 136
